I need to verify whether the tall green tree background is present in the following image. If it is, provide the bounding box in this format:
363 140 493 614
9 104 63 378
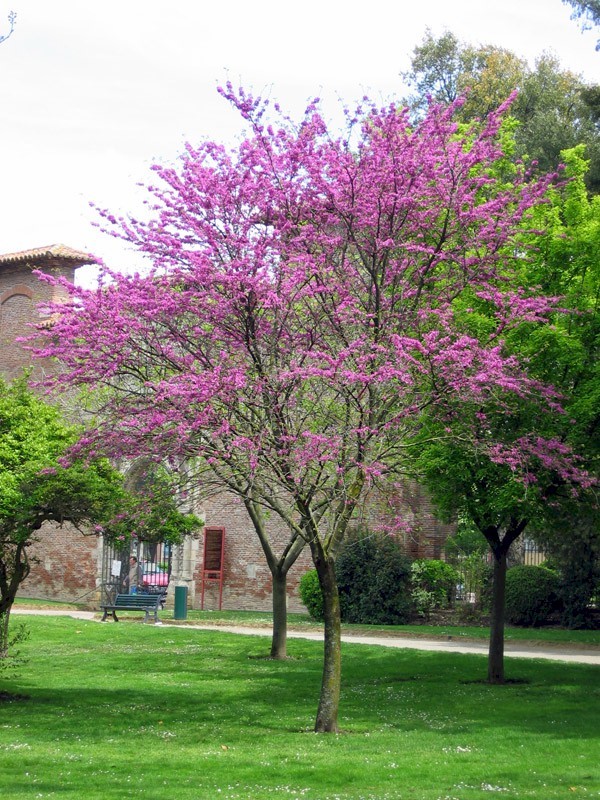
403 30 600 192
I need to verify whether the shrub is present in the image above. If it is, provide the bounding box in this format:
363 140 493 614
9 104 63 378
558 556 599 630
335 529 413 625
299 569 324 621
411 559 459 613
504 565 561 627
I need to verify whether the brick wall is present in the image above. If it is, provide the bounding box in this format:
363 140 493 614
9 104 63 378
195 492 313 613
20 522 101 604
0 258 76 382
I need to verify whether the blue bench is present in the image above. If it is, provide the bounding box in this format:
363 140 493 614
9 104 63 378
100 593 162 624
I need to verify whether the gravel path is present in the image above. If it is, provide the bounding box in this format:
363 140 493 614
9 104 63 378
12 608 600 665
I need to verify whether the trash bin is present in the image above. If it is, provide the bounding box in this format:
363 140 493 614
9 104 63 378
174 585 188 620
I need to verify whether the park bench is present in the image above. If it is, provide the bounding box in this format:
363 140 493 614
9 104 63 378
100 593 162 624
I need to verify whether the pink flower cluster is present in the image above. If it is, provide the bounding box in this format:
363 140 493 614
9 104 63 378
32 86 585 511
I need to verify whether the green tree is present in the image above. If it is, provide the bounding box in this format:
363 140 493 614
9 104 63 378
414 147 599 680
522 145 600 627
403 31 600 192
0 375 198 659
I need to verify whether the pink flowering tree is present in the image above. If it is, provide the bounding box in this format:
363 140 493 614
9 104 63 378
35 86 576 731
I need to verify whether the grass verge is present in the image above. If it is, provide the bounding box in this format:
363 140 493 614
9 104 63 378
0 616 598 799
168 609 600 646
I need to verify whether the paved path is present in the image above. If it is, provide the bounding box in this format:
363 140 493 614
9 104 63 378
12 608 600 665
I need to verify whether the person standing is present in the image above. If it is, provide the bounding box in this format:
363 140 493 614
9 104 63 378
125 555 143 594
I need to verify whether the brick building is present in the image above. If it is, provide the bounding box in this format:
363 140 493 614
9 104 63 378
0 245 453 612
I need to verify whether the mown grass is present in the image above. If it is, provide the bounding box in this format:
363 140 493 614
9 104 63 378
0 616 598 800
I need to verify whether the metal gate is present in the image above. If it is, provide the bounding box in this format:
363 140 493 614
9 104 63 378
101 539 172 605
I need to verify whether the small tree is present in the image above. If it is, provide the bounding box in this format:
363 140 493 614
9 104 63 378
0 11 15 45
0 375 197 659
37 87 573 730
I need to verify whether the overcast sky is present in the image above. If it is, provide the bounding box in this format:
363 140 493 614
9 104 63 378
0 0 597 282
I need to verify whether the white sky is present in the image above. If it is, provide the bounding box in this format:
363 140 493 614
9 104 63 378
0 0 597 282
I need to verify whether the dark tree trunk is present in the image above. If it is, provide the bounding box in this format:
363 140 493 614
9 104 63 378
488 548 508 684
312 545 341 733
239 493 306 660
0 607 11 659
270 567 288 659
0 544 27 659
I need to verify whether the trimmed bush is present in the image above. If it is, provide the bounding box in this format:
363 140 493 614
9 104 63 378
299 569 324 621
335 529 413 625
505 565 561 627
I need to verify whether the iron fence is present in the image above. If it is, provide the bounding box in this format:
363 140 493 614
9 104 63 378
101 539 172 606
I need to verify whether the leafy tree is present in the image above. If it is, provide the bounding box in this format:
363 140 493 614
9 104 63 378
403 31 600 192
523 146 600 627
414 147 599 680
563 0 600 48
0 376 120 657
0 375 197 659
36 87 577 731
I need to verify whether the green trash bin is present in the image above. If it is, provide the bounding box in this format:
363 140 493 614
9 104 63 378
174 585 188 620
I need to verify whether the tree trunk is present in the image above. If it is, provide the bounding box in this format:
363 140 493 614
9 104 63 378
270 567 288 659
313 549 342 733
488 549 507 684
0 606 11 659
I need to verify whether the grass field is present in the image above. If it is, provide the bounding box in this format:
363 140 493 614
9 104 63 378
0 615 598 799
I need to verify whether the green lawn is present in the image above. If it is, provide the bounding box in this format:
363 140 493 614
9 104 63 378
0 616 598 799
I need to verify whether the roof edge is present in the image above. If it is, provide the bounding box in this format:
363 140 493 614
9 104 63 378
0 244 100 266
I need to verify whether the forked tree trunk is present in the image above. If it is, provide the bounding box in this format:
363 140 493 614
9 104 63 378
240 494 305 660
270 567 288 659
488 549 508 684
312 546 342 733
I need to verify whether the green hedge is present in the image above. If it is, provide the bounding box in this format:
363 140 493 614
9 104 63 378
505 565 562 627
299 529 413 625
298 569 324 621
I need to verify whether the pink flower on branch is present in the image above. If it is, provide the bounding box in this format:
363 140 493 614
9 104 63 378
32 86 582 518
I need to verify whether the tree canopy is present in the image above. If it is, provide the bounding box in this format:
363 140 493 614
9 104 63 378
35 87 588 729
403 31 600 192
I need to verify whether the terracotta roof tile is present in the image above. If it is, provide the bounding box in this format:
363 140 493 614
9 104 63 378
0 244 99 266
